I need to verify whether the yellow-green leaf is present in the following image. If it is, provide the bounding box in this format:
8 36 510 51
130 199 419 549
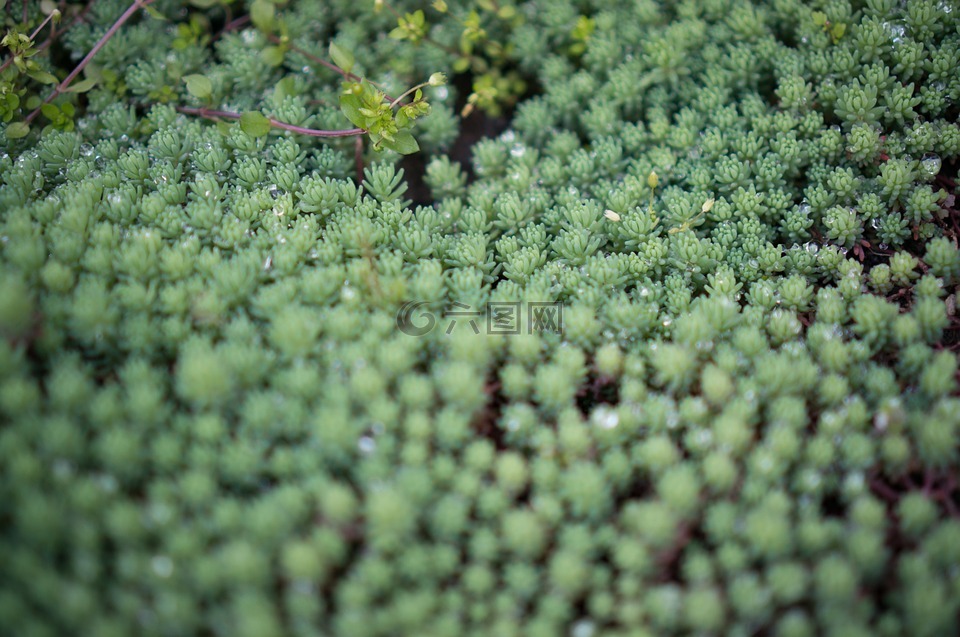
380 129 419 155
329 42 354 75
27 69 58 84
183 74 212 99
250 0 275 32
40 103 59 120
65 77 98 93
143 4 167 20
339 93 367 129
261 45 286 67
5 121 30 139
240 111 272 137
274 76 297 100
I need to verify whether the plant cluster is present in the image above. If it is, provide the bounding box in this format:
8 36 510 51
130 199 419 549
1 1 960 636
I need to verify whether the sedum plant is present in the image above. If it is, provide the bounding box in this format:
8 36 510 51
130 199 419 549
1 1 960 637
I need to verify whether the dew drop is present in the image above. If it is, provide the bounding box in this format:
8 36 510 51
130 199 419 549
98 474 118 493
920 153 941 177
151 556 174 578
884 21 906 44
571 620 596 637
53 459 73 480
358 436 376 454
592 406 620 430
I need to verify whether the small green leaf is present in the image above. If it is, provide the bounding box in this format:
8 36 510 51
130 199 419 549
380 129 419 155
66 77 98 94
274 76 297 100
262 45 286 67
329 42 355 75
240 111 272 137
339 93 368 129
5 121 30 139
40 103 59 120
184 74 212 99
143 4 167 20
250 0 275 32
27 70 58 84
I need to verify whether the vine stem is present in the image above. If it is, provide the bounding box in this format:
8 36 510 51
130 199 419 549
217 14 250 39
266 34 352 80
176 106 365 138
266 34 396 102
26 9 58 41
26 0 157 124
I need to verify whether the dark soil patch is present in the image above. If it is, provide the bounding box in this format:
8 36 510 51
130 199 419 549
399 71 513 207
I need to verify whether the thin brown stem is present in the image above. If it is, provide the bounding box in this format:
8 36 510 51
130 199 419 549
27 10 57 41
423 33 468 60
27 0 157 124
217 14 249 39
354 136 364 184
176 106 365 138
268 35 397 101
269 35 352 79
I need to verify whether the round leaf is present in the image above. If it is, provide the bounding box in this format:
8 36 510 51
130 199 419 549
5 121 30 139
250 0 275 32
380 129 419 155
329 42 355 75
184 74 212 100
239 111 272 137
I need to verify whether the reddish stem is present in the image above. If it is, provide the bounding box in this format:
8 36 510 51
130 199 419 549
217 14 250 39
268 35 397 102
868 473 901 503
354 135 364 183
176 106 365 138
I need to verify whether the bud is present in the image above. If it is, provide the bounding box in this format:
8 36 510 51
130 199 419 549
433 0 448 12
374 0 384 13
702 198 715 213
604 210 621 222
647 171 659 190
428 72 447 87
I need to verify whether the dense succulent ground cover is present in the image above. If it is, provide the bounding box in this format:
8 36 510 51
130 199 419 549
2 0 960 635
